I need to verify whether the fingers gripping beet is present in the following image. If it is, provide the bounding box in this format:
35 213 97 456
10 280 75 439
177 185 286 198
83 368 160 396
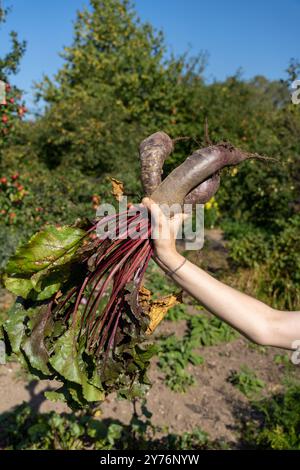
139 131 174 196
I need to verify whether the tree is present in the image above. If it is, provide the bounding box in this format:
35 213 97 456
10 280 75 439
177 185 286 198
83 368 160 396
0 5 26 150
33 0 202 179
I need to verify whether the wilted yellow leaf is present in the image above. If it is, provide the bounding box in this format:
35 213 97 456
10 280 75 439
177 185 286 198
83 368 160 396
143 290 183 335
138 285 152 308
110 177 124 202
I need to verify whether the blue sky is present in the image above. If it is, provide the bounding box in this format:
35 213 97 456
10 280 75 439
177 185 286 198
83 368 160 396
0 0 299 111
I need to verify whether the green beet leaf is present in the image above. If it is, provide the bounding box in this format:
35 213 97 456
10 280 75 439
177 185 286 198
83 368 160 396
3 301 27 354
21 305 53 375
49 328 82 384
3 277 33 299
6 225 86 274
4 225 86 300
49 327 105 403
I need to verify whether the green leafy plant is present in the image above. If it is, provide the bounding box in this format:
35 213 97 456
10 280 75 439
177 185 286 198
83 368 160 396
166 303 190 322
273 353 296 374
1 217 161 409
259 215 300 310
227 366 265 398
242 381 300 449
0 400 221 450
166 427 227 450
157 312 237 392
228 215 300 310
0 6 26 148
0 82 27 142
158 333 204 392
247 342 267 354
187 313 237 347
0 172 28 225
204 196 220 229
226 228 270 269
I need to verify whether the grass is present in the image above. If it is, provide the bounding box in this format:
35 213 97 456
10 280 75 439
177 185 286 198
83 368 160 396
144 260 175 298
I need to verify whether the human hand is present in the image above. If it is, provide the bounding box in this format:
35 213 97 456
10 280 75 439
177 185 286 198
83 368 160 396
142 197 188 264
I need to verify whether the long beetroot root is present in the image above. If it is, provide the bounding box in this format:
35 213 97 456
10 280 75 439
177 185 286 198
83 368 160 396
139 131 221 206
139 131 174 196
184 173 220 205
150 142 262 208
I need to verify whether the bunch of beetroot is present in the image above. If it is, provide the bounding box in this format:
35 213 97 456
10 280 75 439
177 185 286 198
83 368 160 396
1 131 264 408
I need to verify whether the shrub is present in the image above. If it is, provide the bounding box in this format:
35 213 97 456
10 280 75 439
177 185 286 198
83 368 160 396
243 381 300 449
224 215 300 310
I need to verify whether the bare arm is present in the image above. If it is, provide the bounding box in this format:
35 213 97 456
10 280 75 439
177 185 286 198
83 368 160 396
142 197 300 350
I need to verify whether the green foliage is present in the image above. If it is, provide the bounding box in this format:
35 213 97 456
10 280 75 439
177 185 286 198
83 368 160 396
0 163 112 272
187 313 237 347
227 366 265 398
166 303 189 322
247 342 267 355
2 295 157 409
204 196 220 229
227 215 300 310
0 400 220 450
158 333 204 392
0 6 27 148
144 260 176 297
166 427 227 450
273 353 291 366
243 381 300 449
224 223 270 269
31 91 142 183
158 312 237 392
0 7 26 79
4 225 86 300
258 215 300 310
212 76 299 233
2 223 158 408
0 172 28 225
32 0 201 181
